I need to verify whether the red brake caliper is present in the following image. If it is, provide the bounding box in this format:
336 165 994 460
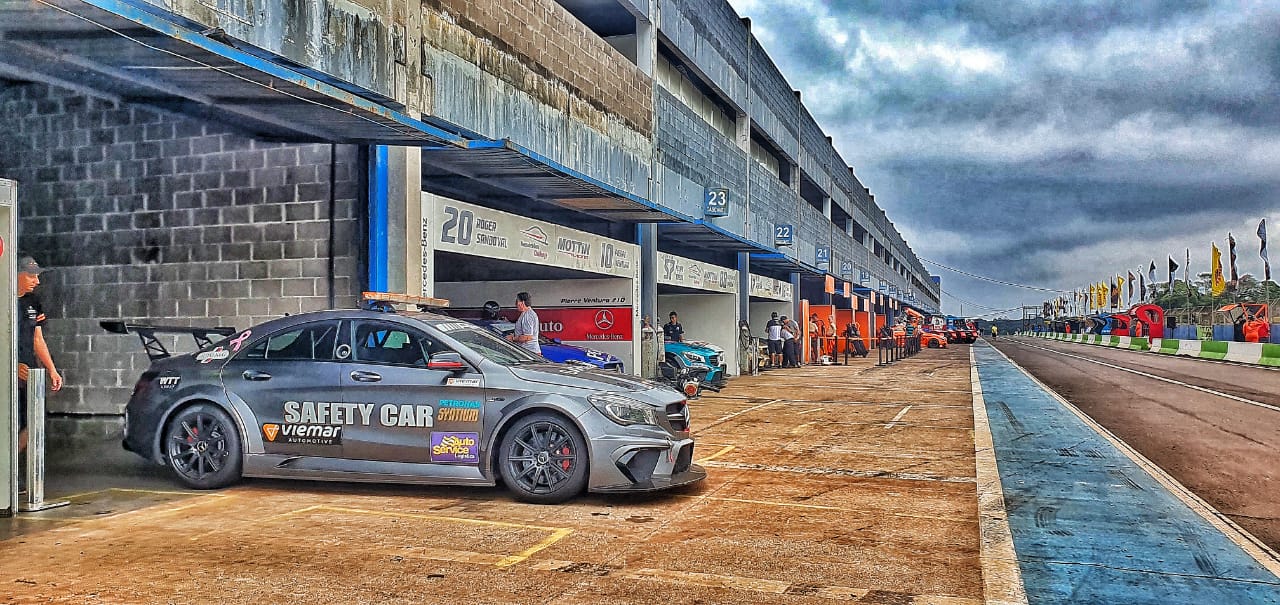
561 446 571 471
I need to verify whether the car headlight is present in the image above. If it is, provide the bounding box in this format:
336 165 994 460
588 393 658 427
680 351 703 363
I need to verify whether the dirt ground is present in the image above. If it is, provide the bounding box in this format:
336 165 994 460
995 337 1280 551
0 347 983 605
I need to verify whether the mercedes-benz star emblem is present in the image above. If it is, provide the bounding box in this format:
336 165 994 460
594 309 615 331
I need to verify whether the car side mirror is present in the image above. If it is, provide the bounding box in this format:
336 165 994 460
427 351 467 372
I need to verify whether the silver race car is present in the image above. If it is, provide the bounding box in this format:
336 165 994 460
112 298 704 504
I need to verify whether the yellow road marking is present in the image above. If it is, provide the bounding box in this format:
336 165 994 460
191 504 573 568
48 486 206 502
694 445 735 463
788 422 814 436
495 528 574 568
316 505 564 532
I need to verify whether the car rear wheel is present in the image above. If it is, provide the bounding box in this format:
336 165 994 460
499 412 588 504
928 340 940 348
163 403 242 489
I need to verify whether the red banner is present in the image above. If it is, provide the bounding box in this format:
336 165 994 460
534 307 632 341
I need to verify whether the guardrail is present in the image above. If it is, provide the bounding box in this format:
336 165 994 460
878 334 921 366
1020 331 1280 367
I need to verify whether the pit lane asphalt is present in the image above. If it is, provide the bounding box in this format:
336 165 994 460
991 335 1280 550
0 347 987 604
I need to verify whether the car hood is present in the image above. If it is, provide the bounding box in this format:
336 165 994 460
510 364 665 392
665 342 718 356
543 343 619 362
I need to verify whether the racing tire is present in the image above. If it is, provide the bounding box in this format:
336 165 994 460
162 403 243 490
499 412 589 504
928 340 940 349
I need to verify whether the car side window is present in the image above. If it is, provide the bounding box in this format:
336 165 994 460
352 321 447 368
242 322 340 361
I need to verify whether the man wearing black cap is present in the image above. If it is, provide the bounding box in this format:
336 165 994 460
16 255 63 456
765 312 782 368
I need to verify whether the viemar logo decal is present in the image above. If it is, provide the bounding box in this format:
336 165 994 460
261 423 342 446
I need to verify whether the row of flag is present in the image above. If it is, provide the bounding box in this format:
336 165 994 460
1043 219 1270 318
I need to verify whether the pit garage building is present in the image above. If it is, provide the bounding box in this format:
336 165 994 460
0 0 939 513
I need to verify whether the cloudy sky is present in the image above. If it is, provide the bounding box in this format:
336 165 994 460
727 0 1279 317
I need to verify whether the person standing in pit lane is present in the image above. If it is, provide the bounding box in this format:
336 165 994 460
766 312 783 368
16 255 64 457
808 314 821 364
507 291 541 355
663 311 684 343
781 315 800 368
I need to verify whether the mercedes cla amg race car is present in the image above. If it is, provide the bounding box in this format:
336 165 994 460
112 300 704 504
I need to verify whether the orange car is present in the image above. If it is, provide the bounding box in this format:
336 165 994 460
920 329 948 349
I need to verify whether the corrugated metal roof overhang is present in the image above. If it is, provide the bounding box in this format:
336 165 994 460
749 252 825 277
420 140 681 223
0 0 465 146
658 220 776 255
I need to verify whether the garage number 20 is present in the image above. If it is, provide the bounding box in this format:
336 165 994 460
441 206 475 246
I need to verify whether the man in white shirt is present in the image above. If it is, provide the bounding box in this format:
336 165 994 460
507 291 542 355
766 312 783 368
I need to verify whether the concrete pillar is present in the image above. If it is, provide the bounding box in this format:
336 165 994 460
822 196 832 220
737 252 750 322
370 145 423 295
635 15 657 77
638 223 659 330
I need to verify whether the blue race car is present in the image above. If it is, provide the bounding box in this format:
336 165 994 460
475 320 624 372
664 340 727 388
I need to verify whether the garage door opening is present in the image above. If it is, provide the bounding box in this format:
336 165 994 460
420 194 640 373
655 251 740 381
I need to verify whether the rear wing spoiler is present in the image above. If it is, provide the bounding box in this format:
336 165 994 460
100 321 237 362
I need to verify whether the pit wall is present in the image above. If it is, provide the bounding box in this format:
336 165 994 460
657 293 739 376
434 279 638 372
1024 332 1280 368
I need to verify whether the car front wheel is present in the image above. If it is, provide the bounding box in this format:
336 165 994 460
163 403 242 489
499 412 588 504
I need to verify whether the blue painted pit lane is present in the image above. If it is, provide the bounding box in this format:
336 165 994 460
973 342 1280 604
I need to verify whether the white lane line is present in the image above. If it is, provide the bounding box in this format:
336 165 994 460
1016 340 1280 414
693 399 781 435
884 405 912 429
798 407 825 415
969 346 1030 605
986 342 1280 577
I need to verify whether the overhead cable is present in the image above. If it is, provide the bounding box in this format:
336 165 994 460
919 257 1070 293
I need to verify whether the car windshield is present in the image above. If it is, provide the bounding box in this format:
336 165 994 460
438 324 544 366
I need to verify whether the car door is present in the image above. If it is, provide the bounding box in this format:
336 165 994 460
340 319 487 465
221 320 344 457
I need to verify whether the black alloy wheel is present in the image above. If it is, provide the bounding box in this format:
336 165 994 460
163 403 243 489
499 413 588 504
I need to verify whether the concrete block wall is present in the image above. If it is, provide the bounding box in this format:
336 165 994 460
426 0 651 136
656 0 749 110
654 88 747 219
0 82 363 416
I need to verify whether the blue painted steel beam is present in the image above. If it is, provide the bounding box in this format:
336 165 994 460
471 139 691 221
74 0 468 146
368 146 390 292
